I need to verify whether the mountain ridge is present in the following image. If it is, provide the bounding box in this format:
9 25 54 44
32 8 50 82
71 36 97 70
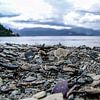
13 26 100 36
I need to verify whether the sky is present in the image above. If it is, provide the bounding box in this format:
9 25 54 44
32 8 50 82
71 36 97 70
0 0 100 30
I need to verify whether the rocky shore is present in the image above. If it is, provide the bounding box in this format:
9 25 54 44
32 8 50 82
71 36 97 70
0 43 100 100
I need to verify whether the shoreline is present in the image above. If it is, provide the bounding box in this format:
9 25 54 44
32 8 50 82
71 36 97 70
0 43 100 100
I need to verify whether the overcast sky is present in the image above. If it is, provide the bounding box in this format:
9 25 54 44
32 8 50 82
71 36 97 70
0 0 100 30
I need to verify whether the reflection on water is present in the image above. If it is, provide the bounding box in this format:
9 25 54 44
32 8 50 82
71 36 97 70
0 36 100 47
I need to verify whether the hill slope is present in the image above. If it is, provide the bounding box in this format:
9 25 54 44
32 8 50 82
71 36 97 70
0 24 19 36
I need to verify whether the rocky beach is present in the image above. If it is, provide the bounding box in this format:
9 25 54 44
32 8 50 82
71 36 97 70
0 43 100 100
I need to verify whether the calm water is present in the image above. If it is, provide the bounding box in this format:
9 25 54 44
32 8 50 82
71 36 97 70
0 36 100 47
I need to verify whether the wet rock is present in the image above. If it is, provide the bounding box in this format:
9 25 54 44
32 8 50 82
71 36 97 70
76 75 93 85
0 62 18 70
24 50 34 61
0 53 6 57
0 83 16 93
20 63 31 70
0 48 3 52
52 80 68 97
0 77 3 86
34 55 42 64
93 47 100 52
42 93 63 100
33 91 46 99
68 94 74 100
10 89 20 99
96 67 100 75
23 76 36 82
44 65 58 71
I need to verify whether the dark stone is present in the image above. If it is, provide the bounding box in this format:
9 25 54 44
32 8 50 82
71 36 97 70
0 62 18 70
24 50 34 61
76 75 93 85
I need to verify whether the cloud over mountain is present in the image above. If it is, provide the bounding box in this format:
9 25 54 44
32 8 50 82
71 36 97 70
0 0 100 30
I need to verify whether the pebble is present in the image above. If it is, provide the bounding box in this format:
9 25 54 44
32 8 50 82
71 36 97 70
23 76 36 82
24 50 34 61
0 62 18 70
33 91 46 99
42 93 63 100
0 77 3 86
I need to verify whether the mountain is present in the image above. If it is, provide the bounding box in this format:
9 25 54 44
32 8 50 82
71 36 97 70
13 26 100 36
0 24 19 36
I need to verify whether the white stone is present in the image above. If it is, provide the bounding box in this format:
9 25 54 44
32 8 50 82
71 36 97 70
54 48 69 60
41 93 63 100
20 97 37 100
33 91 46 99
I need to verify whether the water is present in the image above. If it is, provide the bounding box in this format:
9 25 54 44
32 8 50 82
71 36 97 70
0 36 100 47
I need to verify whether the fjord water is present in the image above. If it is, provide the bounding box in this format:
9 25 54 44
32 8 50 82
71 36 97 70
0 36 100 47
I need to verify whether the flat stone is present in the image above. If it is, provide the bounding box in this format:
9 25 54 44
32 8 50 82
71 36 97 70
0 62 18 70
20 97 37 100
0 77 3 86
20 63 31 70
92 75 100 81
33 91 46 99
54 48 69 60
42 93 63 100
63 66 74 72
23 76 36 82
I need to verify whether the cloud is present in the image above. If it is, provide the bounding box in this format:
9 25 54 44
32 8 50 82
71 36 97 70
0 0 53 20
63 0 100 30
0 13 19 17
0 0 100 30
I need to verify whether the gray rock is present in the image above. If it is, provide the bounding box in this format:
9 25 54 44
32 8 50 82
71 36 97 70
23 76 36 82
0 62 18 70
24 50 34 61
0 77 3 86
54 48 69 60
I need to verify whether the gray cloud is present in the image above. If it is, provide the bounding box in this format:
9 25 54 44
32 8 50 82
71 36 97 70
45 0 73 20
0 13 20 18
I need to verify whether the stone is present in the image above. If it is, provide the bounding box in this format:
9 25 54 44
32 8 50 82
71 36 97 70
44 65 58 71
24 50 34 61
0 62 18 70
68 94 74 100
33 91 46 99
42 93 63 100
76 75 93 85
52 80 68 97
54 48 69 60
34 55 42 64
23 76 36 82
63 66 74 72
20 97 38 100
20 63 31 70
92 75 100 81
0 77 3 86
96 67 100 75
